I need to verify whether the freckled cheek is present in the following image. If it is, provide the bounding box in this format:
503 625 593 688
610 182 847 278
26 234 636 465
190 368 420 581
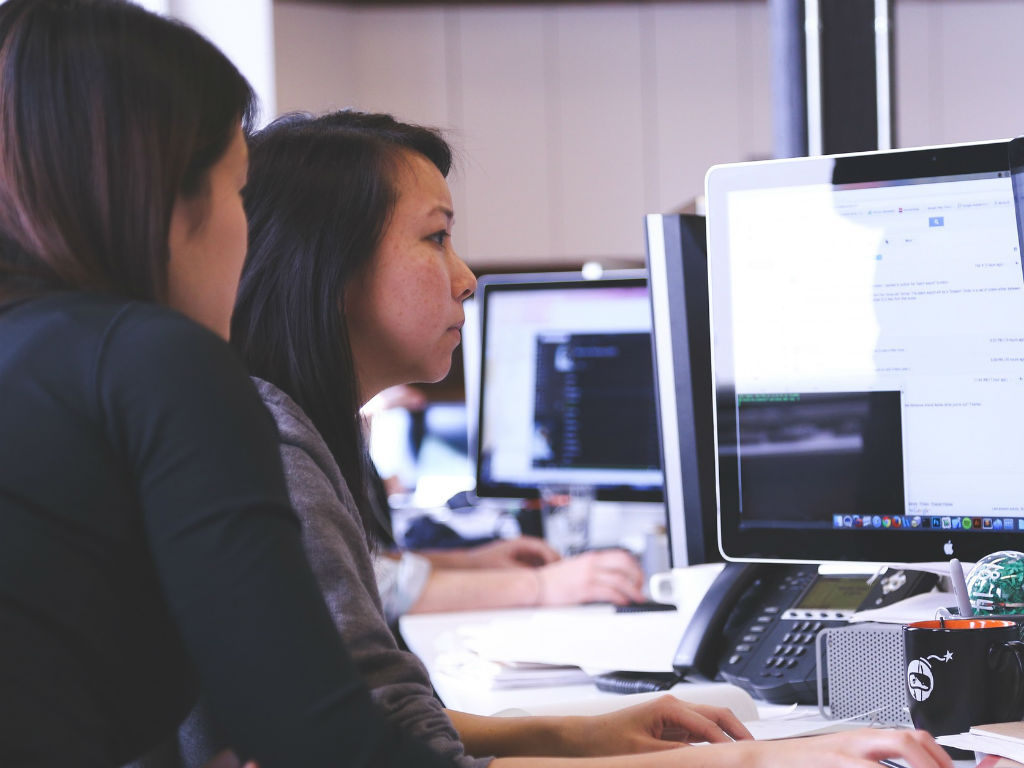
381 266 451 344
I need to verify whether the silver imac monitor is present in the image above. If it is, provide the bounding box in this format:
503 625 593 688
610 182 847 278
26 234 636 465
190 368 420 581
473 270 663 502
645 213 721 566
707 140 1024 564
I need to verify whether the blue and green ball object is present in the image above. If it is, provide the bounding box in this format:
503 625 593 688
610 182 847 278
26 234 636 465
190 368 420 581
967 551 1024 615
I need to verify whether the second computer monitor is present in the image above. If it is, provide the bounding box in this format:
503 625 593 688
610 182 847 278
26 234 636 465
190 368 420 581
707 139 1024 564
474 271 662 502
645 214 720 566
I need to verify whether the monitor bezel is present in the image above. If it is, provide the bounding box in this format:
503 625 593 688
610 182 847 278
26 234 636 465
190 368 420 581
471 269 664 503
707 139 1019 564
645 213 721 566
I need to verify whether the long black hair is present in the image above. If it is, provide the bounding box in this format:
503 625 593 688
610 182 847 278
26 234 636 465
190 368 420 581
232 110 453 543
0 0 256 302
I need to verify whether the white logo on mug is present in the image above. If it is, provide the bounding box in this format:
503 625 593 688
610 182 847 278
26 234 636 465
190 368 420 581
907 659 934 701
907 651 954 702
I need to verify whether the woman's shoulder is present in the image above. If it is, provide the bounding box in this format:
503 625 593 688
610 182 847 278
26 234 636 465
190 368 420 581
98 294 227 354
10 289 181 324
8 291 228 363
250 377 322 448
2 291 243 395
253 378 373 545
4 290 170 339
250 377 355 499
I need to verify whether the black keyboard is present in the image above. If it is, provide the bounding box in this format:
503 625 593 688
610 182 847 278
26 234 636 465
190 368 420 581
614 601 676 613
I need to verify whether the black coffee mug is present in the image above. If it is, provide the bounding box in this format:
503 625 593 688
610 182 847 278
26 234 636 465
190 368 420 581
903 618 1024 736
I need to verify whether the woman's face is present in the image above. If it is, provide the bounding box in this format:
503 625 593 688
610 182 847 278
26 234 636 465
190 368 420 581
167 126 249 339
346 151 477 404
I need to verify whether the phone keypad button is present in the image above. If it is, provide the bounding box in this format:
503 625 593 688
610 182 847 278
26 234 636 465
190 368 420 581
742 634 759 643
728 654 742 665
750 625 766 633
736 644 752 653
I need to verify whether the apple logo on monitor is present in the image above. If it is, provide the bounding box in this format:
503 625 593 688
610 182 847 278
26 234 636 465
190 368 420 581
944 540 954 556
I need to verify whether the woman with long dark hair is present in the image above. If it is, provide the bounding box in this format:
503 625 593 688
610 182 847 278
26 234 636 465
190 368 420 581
228 109 953 768
0 2 456 766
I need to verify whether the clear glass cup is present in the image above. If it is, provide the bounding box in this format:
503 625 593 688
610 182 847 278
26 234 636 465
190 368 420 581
539 484 594 557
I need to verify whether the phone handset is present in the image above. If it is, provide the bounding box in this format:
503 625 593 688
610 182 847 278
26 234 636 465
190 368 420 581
672 561 766 680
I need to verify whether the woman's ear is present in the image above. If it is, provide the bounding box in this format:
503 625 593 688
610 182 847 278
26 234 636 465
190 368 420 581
168 191 209 257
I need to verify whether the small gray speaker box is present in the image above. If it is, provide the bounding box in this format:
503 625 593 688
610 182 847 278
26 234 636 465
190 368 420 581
816 622 911 726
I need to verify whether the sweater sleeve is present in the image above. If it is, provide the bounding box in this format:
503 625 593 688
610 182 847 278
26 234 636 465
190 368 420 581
276 436 493 768
96 306 453 768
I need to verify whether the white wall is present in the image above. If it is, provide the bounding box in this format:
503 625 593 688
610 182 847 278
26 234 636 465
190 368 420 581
133 0 277 123
894 0 1024 149
273 0 1024 269
173 0 276 123
273 1 772 269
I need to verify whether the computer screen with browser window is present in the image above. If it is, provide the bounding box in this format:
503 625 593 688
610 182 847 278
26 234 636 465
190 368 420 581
473 271 662 502
707 139 1024 564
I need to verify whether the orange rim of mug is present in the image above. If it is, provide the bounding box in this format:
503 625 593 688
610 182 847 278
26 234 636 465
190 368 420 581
907 619 1016 630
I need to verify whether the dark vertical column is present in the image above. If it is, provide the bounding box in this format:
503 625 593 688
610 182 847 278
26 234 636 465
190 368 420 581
818 0 893 155
772 0 894 158
771 0 807 158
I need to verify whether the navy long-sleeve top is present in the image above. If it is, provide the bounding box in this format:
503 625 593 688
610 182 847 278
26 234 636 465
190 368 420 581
0 291 450 768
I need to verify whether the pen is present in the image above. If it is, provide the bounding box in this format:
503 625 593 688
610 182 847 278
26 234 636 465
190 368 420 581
949 558 973 618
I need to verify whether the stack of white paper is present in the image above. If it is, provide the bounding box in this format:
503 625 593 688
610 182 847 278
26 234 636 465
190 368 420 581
433 651 591 689
939 722 1024 764
456 609 688 674
849 591 953 624
429 606 685 689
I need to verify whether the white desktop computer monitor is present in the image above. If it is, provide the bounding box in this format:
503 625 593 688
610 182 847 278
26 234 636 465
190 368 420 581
645 213 721 566
706 139 1024 564
473 270 663 502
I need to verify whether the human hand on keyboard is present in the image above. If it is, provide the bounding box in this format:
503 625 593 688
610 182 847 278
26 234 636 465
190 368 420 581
568 693 751 756
537 549 645 606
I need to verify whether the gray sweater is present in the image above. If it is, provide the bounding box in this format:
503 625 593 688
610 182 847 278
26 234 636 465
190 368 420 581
253 379 491 768
128 379 491 768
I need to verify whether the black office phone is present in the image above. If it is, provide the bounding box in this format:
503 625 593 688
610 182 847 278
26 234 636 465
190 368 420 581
672 562 937 704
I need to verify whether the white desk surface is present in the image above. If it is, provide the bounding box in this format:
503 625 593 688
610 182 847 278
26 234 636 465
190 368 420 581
401 603 799 720
400 604 614 716
399 598 974 767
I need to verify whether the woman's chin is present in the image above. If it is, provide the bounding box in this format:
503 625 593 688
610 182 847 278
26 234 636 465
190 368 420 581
419 358 453 385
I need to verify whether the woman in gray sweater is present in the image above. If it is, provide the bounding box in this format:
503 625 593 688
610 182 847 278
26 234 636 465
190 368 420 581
224 109 951 768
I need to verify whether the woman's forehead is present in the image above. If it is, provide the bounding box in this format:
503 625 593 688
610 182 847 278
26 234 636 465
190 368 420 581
392 153 452 218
